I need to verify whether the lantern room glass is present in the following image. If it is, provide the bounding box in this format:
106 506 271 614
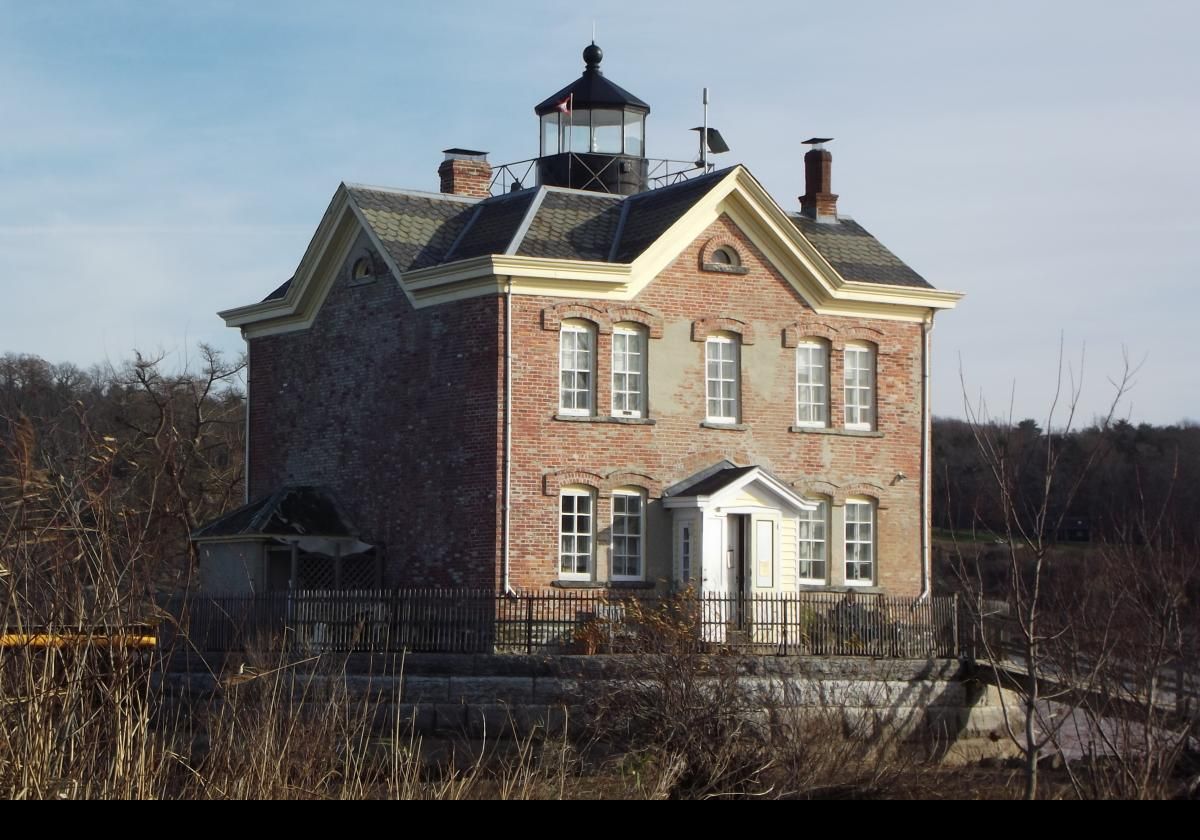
541 107 646 157
540 113 561 156
591 109 623 153
623 110 644 156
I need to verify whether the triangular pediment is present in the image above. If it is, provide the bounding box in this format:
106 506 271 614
664 464 816 513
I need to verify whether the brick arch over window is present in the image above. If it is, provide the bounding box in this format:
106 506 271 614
698 236 749 274
834 328 897 354
691 316 756 344
541 304 612 334
543 470 604 496
606 306 664 339
790 479 840 500
602 471 663 497
783 321 840 348
833 482 889 509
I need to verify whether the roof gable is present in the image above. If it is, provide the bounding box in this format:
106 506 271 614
220 166 961 334
664 464 817 512
192 486 359 541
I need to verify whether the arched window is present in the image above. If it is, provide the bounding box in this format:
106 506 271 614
844 342 875 430
795 340 829 427
610 488 645 581
797 498 829 584
844 497 876 586
559 320 596 416
705 333 739 423
559 486 595 580
612 323 647 418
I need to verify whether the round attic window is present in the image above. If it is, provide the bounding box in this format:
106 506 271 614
710 246 739 266
351 257 372 281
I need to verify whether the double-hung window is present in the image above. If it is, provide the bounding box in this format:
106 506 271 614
610 490 644 580
559 323 594 415
705 335 739 423
844 498 875 586
844 343 874 430
612 327 646 418
797 500 828 584
559 488 594 580
795 341 828 427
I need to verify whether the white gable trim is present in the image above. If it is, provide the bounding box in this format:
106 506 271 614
663 467 818 513
218 167 962 334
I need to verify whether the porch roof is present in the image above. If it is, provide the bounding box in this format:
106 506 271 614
664 464 816 511
191 485 359 542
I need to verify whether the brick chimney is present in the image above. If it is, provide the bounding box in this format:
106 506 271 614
438 148 492 198
799 138 838 223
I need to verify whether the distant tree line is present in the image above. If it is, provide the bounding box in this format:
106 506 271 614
0 347 244 596
934 415 1200 546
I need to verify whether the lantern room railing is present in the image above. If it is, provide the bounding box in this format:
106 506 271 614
489 155 713 197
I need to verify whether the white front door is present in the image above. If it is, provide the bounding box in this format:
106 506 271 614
725 513 748 596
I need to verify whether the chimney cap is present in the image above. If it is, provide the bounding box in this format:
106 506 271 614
803 137 833 146
442 148 488 161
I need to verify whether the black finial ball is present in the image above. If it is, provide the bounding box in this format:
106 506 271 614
583 43 603 68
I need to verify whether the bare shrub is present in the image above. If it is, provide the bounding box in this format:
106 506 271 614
583 595 933 799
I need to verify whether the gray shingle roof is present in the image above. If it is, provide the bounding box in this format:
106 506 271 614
346 186 476 270
191 486 358 540
788 215 931 289
445 190 537 261
327 169 936 292
611 168 731 262
668 465 758 498
516 191 623 261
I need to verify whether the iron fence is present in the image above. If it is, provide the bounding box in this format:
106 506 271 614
172 589 963 658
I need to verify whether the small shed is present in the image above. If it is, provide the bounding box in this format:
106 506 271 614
191 486 378 593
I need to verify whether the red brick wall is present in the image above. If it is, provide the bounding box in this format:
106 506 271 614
507 214 926 595
245 214 928 596
248 230 504 587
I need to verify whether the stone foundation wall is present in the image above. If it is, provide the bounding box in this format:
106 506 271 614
161 653 1021 764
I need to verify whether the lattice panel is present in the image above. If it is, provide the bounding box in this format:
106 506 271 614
342 555 377 589
297 556 336 590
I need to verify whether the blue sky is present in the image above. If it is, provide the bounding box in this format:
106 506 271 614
2 1 1197 424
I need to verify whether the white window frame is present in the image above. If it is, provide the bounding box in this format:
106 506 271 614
559 322 595 416
795 341 829 427
611 325 646 418
705 334 739 423
559 487 594 581
844 498 875 586
797 499 828 584
610 489 644 581
844 343 875 430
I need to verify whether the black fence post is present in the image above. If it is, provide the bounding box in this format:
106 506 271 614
525 595 534 655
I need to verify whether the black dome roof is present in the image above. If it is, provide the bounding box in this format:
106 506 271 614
534 43 650 115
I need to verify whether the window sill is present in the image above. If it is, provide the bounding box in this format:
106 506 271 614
554 414 657 426
550 580 606 590
702 263 749 275
701 421 749 431
789 426 884 438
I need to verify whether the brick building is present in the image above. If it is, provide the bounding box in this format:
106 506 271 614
193 44 961 599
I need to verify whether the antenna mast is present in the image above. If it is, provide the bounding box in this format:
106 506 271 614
701 87 709 171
